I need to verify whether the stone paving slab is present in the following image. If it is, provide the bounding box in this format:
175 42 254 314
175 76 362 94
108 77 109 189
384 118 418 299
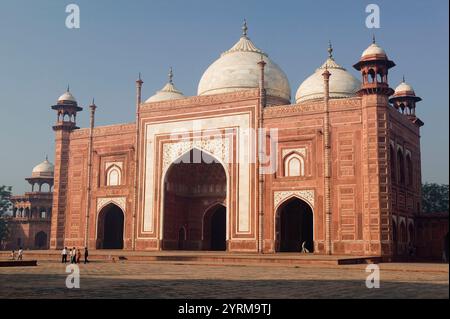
0 261 448 299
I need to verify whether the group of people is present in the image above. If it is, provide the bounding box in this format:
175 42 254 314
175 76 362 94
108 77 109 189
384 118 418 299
61 247 89 264
10 248 24 261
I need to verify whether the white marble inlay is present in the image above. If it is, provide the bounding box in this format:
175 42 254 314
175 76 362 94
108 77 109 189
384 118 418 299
143 113 252 235
97 197 126 213
274 190 315 209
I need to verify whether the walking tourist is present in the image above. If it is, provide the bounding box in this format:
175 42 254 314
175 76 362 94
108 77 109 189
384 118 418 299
61 247 68 264
70 247 76 264
301 241 310 254
10 250 16 261
84 247 89 264
17 248 23 261
76 249 81 264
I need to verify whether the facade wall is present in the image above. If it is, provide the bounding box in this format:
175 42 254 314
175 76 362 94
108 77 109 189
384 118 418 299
49 88 435 257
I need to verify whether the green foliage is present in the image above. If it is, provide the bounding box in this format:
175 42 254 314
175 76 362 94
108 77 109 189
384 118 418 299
0 185 12 217
0 219 9 246
0 186 12 246
422 183 449 213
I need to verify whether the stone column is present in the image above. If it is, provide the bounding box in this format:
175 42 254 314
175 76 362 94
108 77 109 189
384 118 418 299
322 67 332 255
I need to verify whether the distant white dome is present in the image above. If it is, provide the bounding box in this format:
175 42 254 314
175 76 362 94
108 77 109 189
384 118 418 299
295 55 361 103
32 159 54 178
361 43 387 58
58 89 77 103
198 23 291 104
394 81 415 95
146 68 185 103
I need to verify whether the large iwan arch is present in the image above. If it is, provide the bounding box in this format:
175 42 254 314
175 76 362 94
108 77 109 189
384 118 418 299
161 148 228 251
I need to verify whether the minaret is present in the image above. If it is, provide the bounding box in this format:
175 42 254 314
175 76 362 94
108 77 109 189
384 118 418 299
353 39 395 257
50 87 82 249
322 64 332 255
84 99 97 248
257 54 266 253
132 73 143 250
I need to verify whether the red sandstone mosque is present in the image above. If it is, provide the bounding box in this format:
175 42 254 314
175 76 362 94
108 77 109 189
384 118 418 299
5 23 448 259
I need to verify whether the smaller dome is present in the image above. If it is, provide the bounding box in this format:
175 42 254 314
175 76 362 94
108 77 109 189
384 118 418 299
361 43 387 58
394 81 415 96
32 158 54 178
145 68 185 103
58 86 77 103
390 77 421 103
296 44 361 103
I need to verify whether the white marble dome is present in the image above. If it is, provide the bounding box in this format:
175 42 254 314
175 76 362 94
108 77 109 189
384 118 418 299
58 89 77 103
198 25 291 103
146 69 185 103
32 159 54 178
394 81 415 95
361 43 387 58
295 53 361 103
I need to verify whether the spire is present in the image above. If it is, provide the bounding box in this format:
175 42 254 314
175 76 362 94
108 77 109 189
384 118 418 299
45 155 48 161
168 67 174 84
328 40 333 59
372 34 376 44
242 19 248 37
67 84 70 92
136 72 143 85
402 75 406 83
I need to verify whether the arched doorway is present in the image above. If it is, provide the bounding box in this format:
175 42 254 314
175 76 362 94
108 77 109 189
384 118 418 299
203 204 227 251
276 198 314 253
178 227 186 250
34 231 48 249
392 219 398 255
444 232 449 263
97 204 124 249
163 149 227 251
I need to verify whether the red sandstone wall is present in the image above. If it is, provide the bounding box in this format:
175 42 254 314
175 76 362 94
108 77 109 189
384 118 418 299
61 123 136 249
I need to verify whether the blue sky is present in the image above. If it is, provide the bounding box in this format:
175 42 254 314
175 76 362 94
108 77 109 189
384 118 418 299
0 0 448 194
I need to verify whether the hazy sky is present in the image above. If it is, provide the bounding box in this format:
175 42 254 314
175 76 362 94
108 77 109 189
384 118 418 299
0 0 448 194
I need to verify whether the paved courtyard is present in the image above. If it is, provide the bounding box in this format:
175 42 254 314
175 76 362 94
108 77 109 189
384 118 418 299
0 260 448 299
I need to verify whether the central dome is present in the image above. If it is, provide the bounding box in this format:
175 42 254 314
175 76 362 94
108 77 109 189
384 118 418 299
198 22 291 104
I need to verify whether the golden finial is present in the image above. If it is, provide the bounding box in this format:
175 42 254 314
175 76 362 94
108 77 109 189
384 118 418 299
168 67 173 84
328 40 333 59
242 19 248 37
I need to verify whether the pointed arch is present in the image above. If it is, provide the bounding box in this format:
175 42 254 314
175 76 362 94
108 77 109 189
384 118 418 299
275 197 314 253
160 147 229 250
96 203 125 249
106 165 122 186
283 152 305 177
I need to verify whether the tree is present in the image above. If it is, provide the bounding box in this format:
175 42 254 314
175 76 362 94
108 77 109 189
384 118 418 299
0 186 12 248
422 183 449 213
0 185 12 216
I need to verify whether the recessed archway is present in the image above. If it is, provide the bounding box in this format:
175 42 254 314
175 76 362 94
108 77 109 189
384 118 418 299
97 203 124 249
203 204 227 251
34 231 48 249
275 197 314 253
162 149 227 251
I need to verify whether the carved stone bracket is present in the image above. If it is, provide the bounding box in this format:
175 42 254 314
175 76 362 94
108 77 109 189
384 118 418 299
273 190 315 209
162 138 230 174
97 197 126 213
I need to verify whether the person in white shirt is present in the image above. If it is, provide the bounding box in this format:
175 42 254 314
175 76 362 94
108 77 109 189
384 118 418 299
61 247 68 264
17 248 23 261
70 247 76 264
